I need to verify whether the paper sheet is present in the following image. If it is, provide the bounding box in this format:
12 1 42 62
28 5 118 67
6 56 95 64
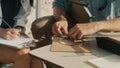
87 55 120 68
0 36 34 49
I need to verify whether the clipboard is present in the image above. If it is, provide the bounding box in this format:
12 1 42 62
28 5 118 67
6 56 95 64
50 36 91 52
0 36 36 49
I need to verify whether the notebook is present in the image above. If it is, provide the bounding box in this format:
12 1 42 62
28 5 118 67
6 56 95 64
0 36 35 49
87 55 120 68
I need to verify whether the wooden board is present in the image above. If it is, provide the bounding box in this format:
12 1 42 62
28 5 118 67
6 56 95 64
99 31 120 44
87 55 120 68
50 36 91 52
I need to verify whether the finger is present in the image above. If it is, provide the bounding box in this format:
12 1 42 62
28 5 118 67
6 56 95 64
52 25 61 36
77 31 83 40
9 29 16 34
62 27 68 36
8 33 16 39
54 23 64 36
70 29 80 40
69 25 77 34
68 27 78 38
53 30 58 36
8 31 18 39
56 26 63 36
1 28 15 40
12 29 20 34
5 34 13 40
14 29 21 36
4 34 9 40
69 27 78 35
79 34 84 40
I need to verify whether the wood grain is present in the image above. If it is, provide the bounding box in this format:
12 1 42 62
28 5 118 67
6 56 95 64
51 36 91 52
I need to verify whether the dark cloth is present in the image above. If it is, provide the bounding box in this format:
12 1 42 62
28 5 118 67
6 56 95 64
1 0 21 28
30 0 33 6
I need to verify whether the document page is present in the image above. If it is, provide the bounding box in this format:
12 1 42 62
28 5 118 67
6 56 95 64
0 36 34 49
88 55 120 68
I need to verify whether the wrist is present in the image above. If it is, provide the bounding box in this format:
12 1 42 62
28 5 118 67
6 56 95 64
94 22 103 32
54 15 67 21
95 21 106 32
60 15 67 21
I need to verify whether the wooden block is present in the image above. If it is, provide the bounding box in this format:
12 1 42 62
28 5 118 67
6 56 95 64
98 31 120 45
50 36 91 52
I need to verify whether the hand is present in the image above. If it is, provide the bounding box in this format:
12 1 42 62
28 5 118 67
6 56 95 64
15 26 24 33
52 20 68 37
69 23 99 39
0 28 21 40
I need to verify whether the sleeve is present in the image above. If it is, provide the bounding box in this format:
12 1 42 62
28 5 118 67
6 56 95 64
13 4 31 28
52 0 69 11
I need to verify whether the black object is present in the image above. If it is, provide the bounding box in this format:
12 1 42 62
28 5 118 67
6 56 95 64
1 0 21 28
96 37 120 55
30 0 33 6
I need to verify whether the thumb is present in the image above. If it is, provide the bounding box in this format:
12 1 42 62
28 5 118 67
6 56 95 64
14 29 21 36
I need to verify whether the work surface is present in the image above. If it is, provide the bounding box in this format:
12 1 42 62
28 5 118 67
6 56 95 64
29 38 115 68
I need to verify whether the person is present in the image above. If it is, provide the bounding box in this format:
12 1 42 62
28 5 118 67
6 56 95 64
31 0 90 67
0 0 43 68
32 0 120 41
67 0 120 39
31 0 120 66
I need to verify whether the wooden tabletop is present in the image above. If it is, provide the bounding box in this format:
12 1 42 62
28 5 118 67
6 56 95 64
29 39 113 68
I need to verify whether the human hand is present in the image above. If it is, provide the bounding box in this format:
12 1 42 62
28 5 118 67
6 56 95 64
52 20 68 37
69 23 99 39
0 28 21 40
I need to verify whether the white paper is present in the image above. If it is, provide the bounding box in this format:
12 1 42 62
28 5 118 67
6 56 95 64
88 55 120 68
0 36 34 49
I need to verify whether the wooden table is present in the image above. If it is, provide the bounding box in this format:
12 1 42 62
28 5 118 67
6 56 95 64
29 38 113 68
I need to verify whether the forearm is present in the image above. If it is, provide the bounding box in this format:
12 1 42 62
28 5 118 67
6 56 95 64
95 17 120 31
53 6 67 21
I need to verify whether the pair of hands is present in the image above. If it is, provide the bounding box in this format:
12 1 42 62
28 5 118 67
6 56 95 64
0 28 21 40
52 20 98 40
